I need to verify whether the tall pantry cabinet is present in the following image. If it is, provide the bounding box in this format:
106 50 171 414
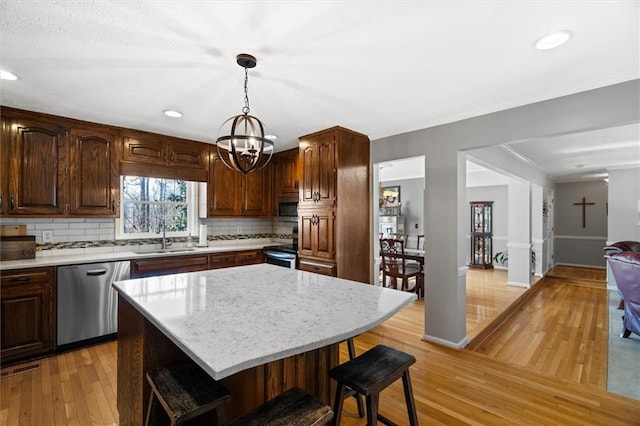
297 126 371 284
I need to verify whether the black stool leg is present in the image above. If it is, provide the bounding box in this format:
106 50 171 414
331 382 346 426
402 370 419 426
346 339 365 418
365 393 379 426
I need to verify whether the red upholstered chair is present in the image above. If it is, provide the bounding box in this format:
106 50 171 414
604 241 640 309
604 240 640 255
607 252 640 338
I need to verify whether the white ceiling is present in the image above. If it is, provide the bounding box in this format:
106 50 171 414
1 1 639 181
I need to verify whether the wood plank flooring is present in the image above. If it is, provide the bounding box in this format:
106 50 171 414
2 266 639 425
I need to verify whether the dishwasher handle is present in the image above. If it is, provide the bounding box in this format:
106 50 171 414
86 268 108 276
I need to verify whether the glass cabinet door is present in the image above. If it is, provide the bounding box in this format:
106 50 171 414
469 201 493 269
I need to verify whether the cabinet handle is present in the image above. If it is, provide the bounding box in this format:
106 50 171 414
0 195 2 210
9 277 30 282
294 181 299 190
10 196 15 211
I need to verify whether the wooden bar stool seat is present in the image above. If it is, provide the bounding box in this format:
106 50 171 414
145 361 231 426
329 344 418 426
225 387 333 426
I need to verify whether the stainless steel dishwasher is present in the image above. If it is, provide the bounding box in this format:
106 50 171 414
57 261 130 348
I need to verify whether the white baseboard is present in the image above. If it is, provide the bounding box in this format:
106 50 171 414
422 334 469 350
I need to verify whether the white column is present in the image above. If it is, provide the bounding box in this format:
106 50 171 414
507 178 532 287
531 184 543 276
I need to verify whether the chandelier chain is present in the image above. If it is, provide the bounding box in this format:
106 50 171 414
242 67 250 115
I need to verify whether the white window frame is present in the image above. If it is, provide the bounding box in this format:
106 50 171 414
115 176 199 240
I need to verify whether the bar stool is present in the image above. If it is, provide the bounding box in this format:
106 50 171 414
343 338 365 418
145 361 231 426
329 344 418 426
225 387 333 425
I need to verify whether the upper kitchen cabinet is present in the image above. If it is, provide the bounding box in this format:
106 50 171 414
68 127 119 216
273 148 300 198
206 150 241 216
299 132 336 207
204 148 271 217
297 126 371 283
3 113 67 215
1 107 121 218
121 131 208 182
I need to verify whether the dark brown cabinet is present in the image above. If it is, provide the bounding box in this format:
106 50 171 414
299 133 336 207
274 148 300 198
298 209 335 262
205 149 271 217
1 107 121 218
121 131 208 182
130 254 211 278
4 115 67 215
1 267 56 365
68 127 119 216
297 127 370 283
131 250 264 277
470 201 494 269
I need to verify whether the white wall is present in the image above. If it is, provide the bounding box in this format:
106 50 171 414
607 167 640 242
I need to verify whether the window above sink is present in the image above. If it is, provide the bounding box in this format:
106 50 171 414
115 175 199 240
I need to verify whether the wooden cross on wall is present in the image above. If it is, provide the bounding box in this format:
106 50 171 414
573 197 595 228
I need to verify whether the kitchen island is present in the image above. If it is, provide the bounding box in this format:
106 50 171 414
112 263 415 424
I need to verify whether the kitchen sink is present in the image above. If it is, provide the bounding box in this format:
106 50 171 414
133 248 197 255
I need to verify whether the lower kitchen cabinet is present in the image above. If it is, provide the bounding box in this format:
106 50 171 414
0 267 56 365
130 254 210 278
131 250 265 277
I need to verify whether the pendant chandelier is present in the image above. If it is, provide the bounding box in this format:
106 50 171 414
216 53 274 174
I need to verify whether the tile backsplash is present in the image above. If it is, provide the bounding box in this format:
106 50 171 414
0 217 299 248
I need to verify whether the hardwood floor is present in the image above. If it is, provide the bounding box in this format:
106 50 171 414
2 267 639 425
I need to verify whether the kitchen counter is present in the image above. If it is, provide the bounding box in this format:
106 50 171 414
0 239 285 271
113 264 415 424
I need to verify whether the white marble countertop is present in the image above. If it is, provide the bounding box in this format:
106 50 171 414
0 239 286 271
112 264 415 380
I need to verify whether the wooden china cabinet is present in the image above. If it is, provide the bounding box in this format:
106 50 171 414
469 201 493 269
297 126 371 283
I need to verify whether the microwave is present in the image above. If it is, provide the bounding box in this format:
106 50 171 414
278 199 298 221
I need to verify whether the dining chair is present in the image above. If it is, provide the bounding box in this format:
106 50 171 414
416 234 424 250
380 238 422 293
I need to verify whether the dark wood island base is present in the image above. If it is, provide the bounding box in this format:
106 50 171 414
116 295 339 425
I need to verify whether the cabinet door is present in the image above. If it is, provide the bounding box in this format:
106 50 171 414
299 136 335 207
298 209 335 261
1 268 55 364
275 148 299 196
7 117 67 215
0 117 9 215
122 134 165 165
68 128 119 216
130 255 210 278
241 166 270 216
208 151 241 216
167 138 207 170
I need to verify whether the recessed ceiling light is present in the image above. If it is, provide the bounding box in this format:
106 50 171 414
163 110 182 118
535 30 573 50
0 69 19 80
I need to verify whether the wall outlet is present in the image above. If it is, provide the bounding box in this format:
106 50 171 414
42 230 53 243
